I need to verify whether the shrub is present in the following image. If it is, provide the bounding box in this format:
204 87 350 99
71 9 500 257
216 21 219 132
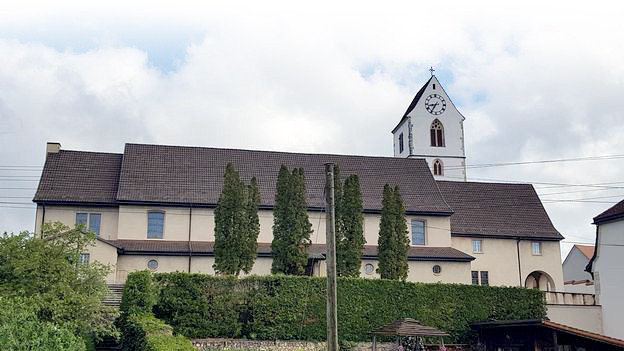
154 273 243 338
122 312 194 351
152 273 546 343
120 270 157 316
0 296 86 351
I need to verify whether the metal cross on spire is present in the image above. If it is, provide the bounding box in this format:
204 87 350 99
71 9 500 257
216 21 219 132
429 66 435 76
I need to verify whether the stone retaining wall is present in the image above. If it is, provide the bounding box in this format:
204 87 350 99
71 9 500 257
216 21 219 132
192 338 469 351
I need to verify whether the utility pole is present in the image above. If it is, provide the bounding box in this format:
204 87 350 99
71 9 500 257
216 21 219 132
324 163 339 351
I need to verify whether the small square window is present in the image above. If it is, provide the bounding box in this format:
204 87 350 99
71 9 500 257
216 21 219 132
532 242 542 255
472 239 483 253
76 213 101 236
480 271 489 286
471 271 479 285
147 211 165 239
78 253 90 265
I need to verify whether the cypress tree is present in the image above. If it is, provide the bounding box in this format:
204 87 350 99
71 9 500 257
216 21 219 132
336 174 365 277
271 166 313 275
377 185 409 280
241 177 261 274
213 164 260 276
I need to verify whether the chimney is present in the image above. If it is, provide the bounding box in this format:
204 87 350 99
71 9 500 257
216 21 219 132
46 142 61 155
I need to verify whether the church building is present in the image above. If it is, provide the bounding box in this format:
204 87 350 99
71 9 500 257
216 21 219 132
32 74 565 291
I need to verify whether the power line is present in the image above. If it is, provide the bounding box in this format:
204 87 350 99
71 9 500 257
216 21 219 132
445 154 624 170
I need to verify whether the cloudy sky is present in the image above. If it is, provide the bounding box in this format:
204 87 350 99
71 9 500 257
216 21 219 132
1 1 623 257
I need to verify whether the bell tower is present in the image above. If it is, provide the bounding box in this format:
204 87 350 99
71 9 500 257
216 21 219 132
391 73 467 181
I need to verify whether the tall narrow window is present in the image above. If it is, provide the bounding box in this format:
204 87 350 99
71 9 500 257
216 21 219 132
472 239 483 253
471 271 479 285
147 211 165 239
532 242 542 255
399 133 404 153
411 220 425 245
433 159 443 176
430 119 445 147
480 271 489 286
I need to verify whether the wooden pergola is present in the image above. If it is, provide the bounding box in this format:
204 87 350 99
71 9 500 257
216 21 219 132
371 318 449 351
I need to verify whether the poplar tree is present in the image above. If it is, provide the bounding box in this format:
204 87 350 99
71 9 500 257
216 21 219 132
377 185 409 280
271 166 313 275
336 174 365 277
213 164 260 276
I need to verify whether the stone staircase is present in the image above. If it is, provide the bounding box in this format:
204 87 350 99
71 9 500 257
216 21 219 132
95 335 121 351
102 284 124 307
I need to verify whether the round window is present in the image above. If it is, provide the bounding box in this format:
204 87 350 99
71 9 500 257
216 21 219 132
432 265 442 274
364 263 375 275
147 259 159 270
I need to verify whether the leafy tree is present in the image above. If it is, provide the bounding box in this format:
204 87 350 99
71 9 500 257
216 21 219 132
376 185 409 280
271 165 313 275
0 222 117 346
213 164 260 276
0 296 86 351
336 174 365 277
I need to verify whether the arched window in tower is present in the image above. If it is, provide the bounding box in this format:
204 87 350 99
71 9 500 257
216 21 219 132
433 159 443 176
430 119 445 147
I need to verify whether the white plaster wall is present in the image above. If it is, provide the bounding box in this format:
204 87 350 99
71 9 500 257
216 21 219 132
355 258 470 283
593 219 624 340
116 255 190 282
393 121 411 157
34 205 119 240
547 305 603 334
562 247 593 282
451 237 564 289
188 256 274 276
85 239 119 283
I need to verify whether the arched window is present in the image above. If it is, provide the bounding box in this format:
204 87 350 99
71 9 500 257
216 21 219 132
433 159 443 176
430 119 445 147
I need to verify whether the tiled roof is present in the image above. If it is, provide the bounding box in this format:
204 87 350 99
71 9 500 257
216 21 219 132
593 199 624 224
574 245 595 260
115 143 452 214
33 150 122 204
436 180 563 240
103 240 473 261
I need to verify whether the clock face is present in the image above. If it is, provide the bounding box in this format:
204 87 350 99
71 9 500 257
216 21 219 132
425 94 447 115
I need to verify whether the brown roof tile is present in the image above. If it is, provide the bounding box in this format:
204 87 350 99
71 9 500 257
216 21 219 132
104 240 473 261
593 199 624 224
574 245 595 260
436 180 563 240
372 318 449 337
33 150 122 204
115 143 452 214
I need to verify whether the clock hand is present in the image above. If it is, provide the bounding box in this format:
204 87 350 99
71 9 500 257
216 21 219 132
430 102 439 110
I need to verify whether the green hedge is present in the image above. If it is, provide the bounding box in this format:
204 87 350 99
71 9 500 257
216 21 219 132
122 313 194 351
120 270 158 316
152 273 546 343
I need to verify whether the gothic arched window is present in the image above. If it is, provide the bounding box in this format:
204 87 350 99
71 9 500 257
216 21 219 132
433 159 443 176
430 119 445 147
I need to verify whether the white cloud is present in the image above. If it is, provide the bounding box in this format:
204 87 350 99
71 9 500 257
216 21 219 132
1 1 624 259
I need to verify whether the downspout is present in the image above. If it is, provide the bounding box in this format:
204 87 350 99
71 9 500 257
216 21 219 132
516 239 522 286
188 206 193 273
40 204 46 238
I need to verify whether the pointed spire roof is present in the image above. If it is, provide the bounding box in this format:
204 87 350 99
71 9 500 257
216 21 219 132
391 76 433 133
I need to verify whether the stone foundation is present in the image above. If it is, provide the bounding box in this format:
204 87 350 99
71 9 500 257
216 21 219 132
192 338 469 351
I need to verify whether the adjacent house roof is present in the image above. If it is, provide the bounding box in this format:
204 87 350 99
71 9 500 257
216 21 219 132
593 199 624 224
391 77 432 134
436 180 564 240
573 245 595 260
471 319 624 348
100 239 474 262
35 143 453 215
33 150 122 204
